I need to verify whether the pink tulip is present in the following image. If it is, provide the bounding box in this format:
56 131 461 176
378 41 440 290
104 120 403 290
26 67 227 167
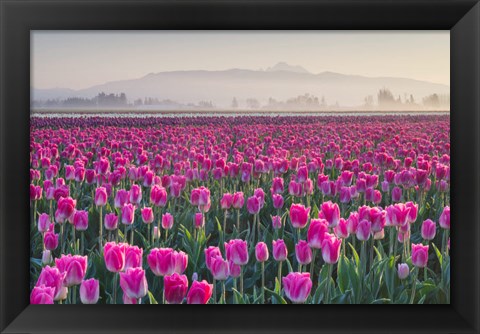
247 195 261 214
232 192 245 209
271 177 284 194
356 219 372 241
44 225 59 250
164 273 189 304
187 280 213 304
272 194 284 209
225 239 249 265
103 242 127 273
405 201 418 223
150 185 168 207
56 196 76 222
334 218 349 239
282 272 312 303
35 265 66 301
411 243 429 268
439 206 450 229
55 254 88 287
295 240 312 265
397 263 410 280
42 250 52 265
220 193 234 210
73 210 89 231
121 203 135 225
141 207 154 224
104 213 118 231
37 213 51 233
120 267 148 299
272 215 283 229
173 250 189 274
162 213 174 230
210 256 230 280
321 233 342 264
204 246 222 270
30 285 55 304
421 219 436 241
228 260 242 278
125 245 143 270
80 278 100 304
319 201 340 228
147 248 175 276
129 184 142 204
272 239 288 262
392 187 402 202
307 218 328 249
289 203 310 229
114 189 129 208
370 207 386 233
193 212 204 229
385 203 410 227
346 212 359 234
255 242 269 262
94 187 108 206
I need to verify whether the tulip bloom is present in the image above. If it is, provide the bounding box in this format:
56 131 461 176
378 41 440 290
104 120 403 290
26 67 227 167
272 239 288 262
272 194 284 210
220 193 234 210
421 219 436 241
44 225 59 250
282 272 312 304
356 219 372 241
307 219 328 249
141 207 154 224
187 280 213 304
295 240 312 265
120 267 148 299
397 263 410 280
164 273 189 304
103 242 127 273
73 210 89 231
55 254 88 287
289 203 310 229
162 213 174 230
125 245 143 270
35 265 66 301
225 239 249 265
30 285 55 304
129 184 142 204
411 244 429 268
80 278 100 304
204 246 222 270
334 218 349 239
104 213 118 231
94 187 108 207
150 185 168 207
210 256 230 280
114 189 129 209
121 203 135 225
247 195 261 214
232 192 245 209
319 201 340 228
173 250 189 275
193 212 204 229
439 206 450 229
255 242 269 262
56 196 76 222
321 233 342 264
37 213 51 233
272 215 283 230
147 248 175 276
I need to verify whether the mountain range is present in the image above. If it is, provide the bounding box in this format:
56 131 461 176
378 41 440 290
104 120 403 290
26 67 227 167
32 62 450 107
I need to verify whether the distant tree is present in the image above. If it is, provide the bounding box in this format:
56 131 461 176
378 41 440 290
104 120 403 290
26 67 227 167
246 98 260 109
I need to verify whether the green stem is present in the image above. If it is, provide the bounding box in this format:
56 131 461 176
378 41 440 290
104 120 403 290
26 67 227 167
98 206 103 251
277 261 283 287
325 263 333 304
240 266 244 296
213 278 217 304
72 227 76 254
236 209 240 231
310 249 317 282
222 281 226 304
410 267 418 304
81 231 85 255
261 261 265 304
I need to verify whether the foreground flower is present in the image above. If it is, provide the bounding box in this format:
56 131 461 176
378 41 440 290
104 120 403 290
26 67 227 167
421 219 436 241
80 278 100 304
282 272 312 304
125 245 143 270
94 187 108 206
439 206 450 229
147 248 175 276
319 201 340 228
55 254 88 287
255 242 269 262
103 242 127 273
289 203 310 229
120 267 148 299
30 285 55 304
295 240 312 265
210 256 230 280
35 265 66 301
187 280 213 304
225 239 249 265
321 233 342 264
164 273 189 304
307 219 328 249
411 243 429 268
397 263 410 280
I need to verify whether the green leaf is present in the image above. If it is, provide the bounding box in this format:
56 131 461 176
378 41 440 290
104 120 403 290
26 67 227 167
337 255 349 294
265 287 287 304
371 298 391 304
348 242 360 268
384 255 396 301
431 243 443 267
231 288 246 304
148 290 158 304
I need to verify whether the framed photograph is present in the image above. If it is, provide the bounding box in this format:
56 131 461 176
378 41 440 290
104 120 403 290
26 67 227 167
1 0 479 333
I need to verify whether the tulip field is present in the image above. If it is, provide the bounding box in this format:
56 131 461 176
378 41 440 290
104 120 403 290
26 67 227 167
30 114 450 304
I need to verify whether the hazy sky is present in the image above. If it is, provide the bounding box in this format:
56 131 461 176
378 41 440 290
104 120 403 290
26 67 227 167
31 31 450 90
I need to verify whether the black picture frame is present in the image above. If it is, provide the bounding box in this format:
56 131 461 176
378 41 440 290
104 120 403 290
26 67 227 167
1 0 479 333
